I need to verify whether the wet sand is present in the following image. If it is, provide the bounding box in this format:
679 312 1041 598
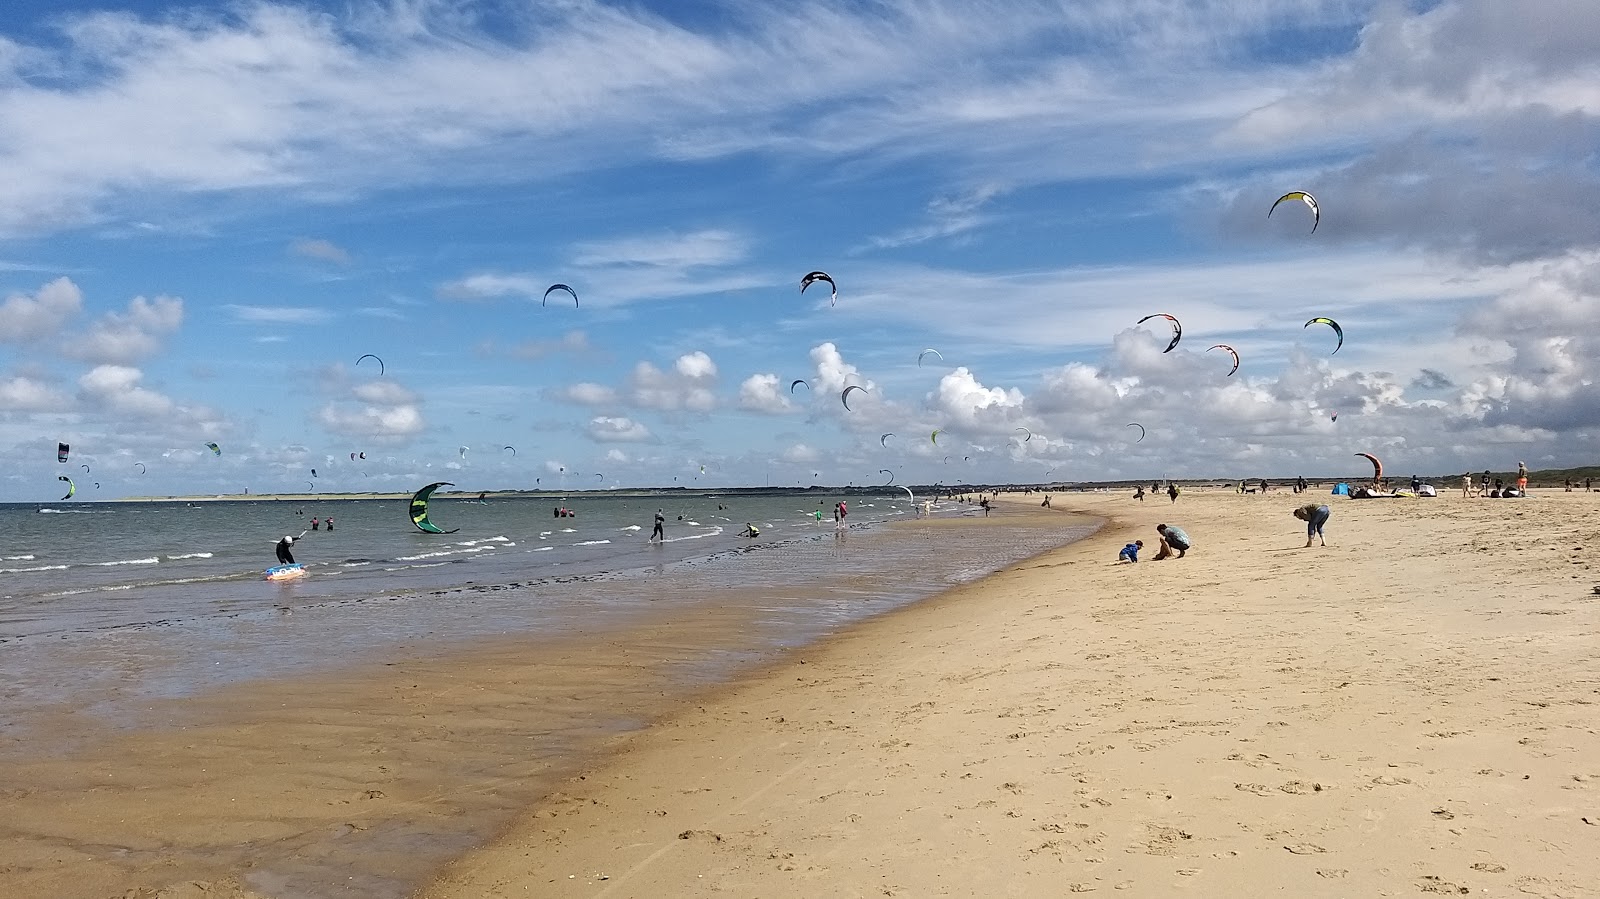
0 505 1093 898
421 488 1600 898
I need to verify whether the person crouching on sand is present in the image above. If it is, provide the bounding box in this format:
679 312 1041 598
1118 540 1143 563
1293 502 1331 547
1153 524 1191 560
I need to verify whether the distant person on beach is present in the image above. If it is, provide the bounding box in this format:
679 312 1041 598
836 501 849 529
1040 495 1052 508
1480 470 1491 497
1167 484 1180 503
1588 477 1594 492
650 509 664 542
1410 475 1421 493
275 530 308 565
1462 473 1472 497
1118 540 1143 563
1133 485 1145 501
1517 461 1528 492
741 522 760 538
980 498 990 516
1296 476 1308 494
1293 503 1331 547
1153 524 1190 560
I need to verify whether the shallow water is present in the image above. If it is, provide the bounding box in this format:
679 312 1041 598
0 495 1097 898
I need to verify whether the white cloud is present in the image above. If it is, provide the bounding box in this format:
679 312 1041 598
69 294 183 364
436 273 543 302
504 330 592 360
587 415 652 443
780 443 820 464
673 350 716 379
77 364 175 418
289 237 351 265
226 304 332 324
626 352 718 412
555 382 618 406
0 375 69 411
737 373 792 414
0 277 82 343
315 367 426 440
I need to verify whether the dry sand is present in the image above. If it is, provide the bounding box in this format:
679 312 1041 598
421 488 1600 898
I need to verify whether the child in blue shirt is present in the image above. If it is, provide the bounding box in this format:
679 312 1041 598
1118 540 1143 563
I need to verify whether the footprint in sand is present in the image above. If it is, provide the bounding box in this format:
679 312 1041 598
1235 783 1275 796
1470 862 1506 873
1415 875 1469 894
1282 843 1327 855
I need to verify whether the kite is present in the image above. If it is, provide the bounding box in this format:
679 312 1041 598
1269 191 1320 233
57 442 69 463
1304 317 1344 354
58 476 74 500
503 445 516 456
917 348 943 366
800 271 837 307
459 446 469 458
879 469 895 485
595 473 604 481
1015 427 1032 442
543 284 579 307
1331 412 1339 422
943 455 951 464
356 354 385 375
135 462 146 475
307 481 316 492
880 433 894 447
311 468 317 477
409 481 459 534
204 442 221 456
931 429 942 445
1126 422 1146 443
1355 452 1383 482
1208 344 1241 376
840 385 866 411
790 379 810 394
80 464 90 473
899 485 914 504
1137 313 1183 353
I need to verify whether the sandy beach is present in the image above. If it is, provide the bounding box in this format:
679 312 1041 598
420 487 1600 898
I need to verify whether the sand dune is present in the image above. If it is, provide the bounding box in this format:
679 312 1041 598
421 488 1600 898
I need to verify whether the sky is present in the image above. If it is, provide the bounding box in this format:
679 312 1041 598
2 0 1598 500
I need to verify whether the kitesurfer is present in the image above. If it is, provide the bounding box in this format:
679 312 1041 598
1167 483 1180 503
651 509 665 542
1133 485 1145 501
275 530 309 565
1294 503 1331 547
1153 524 1191 560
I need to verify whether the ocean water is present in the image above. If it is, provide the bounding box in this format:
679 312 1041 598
0 490 1099 898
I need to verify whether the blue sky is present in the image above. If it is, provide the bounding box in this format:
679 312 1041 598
2 0 1598 500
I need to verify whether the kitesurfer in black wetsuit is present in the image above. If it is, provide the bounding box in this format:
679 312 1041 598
275 530 308 565
650 509 665 542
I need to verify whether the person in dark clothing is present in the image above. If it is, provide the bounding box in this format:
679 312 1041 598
650 509 665 542
275 530 308 565
1167 483 1180 503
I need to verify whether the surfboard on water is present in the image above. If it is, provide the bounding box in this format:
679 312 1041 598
265 563 306 581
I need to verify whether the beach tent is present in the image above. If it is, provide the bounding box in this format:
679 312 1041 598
1331 482 1350 496
1418 484 1437 497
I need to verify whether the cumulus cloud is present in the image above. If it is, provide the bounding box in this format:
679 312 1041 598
587 415 652 443
0 277 82 343
1411 369 1455 391
69 294 183 364
289 237 351 265
737 373 792 414
624 351 718 412
314 366 426 440
0 375 69 411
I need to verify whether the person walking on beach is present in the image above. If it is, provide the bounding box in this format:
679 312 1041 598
1153 523 1191 560
1461 473 1473 498
1167 483 1180 503
650 509 664 542
275 530 308 565
1133 485 1145 501
1293 502 1331 547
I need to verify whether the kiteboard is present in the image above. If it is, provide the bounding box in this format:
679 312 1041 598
265 563 306 581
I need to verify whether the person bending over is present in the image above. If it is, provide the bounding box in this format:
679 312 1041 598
1118 540 1143 563
1153 524 1191 560
1293 503 1331 547
275 530 309 565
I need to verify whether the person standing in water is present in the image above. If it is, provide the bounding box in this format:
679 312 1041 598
311 517 319 531
275 530 309 565
324 516 333 532
650 509 665 542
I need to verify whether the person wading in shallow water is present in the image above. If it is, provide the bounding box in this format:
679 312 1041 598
275 530 308 565
650 509 665 542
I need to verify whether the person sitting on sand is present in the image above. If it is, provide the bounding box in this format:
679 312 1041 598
1293 502 1331 547
1153 523 1191 560
1118 540 1143 563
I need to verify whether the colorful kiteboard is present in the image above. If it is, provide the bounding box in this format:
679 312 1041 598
265 563 306 581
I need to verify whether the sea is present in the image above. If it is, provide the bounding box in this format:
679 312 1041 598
0 490 1098 897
